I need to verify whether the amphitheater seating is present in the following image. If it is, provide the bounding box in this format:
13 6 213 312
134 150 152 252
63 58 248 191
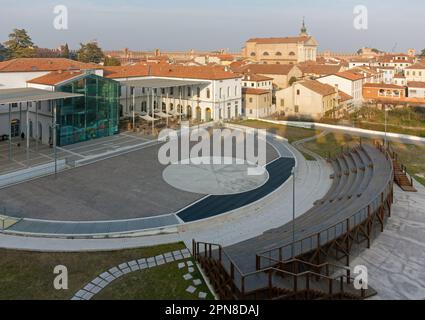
194 143 394 300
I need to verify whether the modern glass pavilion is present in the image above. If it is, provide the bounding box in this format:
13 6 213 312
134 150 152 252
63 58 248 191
55 73 120 146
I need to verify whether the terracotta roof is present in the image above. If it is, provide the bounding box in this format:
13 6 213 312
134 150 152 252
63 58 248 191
246 36 311 44
0 58 102 73
242 73 273 82
405 62 425 70
408 81 425 89
363 83 405 89
331 70 367 81
243 88 271 95
298 63 342 76
338 91 353 102
104 64 240 80
394 73 406 79
238 64 297 75
299 80 337 96
27 71 83 86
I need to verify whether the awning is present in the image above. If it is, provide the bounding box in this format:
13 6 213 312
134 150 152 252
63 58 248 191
139 115 159 122
119 78 210 89
169 110 183 116
0 88 83 105
155 111 172 118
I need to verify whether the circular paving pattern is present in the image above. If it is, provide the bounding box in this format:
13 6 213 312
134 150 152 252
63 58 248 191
162 157 269 195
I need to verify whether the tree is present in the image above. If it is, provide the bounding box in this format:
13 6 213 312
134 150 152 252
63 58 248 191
103 56 121 66
419 49 425 58
77 41 104 64
0 43 9 61
61 43 70 59
4 29 36 58
289 76 298 86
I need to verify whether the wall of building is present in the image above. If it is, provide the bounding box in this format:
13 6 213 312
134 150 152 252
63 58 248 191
243 92 273 118
118 77 242 122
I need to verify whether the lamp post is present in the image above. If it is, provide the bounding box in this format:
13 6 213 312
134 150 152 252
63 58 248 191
384 105 388 150
291 167 296 258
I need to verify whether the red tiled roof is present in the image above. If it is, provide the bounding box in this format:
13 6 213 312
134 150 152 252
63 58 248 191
238 64 297 75
408 81 425 89
27 71 83 85
299 80 337 96
405 62 425 70
298 63 342 76
363 83 405 89
243 88 271 95
242 73 273 82
0 58 102 72
104 64 240 80
338 91 353 102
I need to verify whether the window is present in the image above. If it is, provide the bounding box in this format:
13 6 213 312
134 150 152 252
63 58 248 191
249 97 253 103
206 88 211 99
280 99 285 107
289 52 296 56
294 105 299 113
161 88 165 95
297 89 300 95
187 87 192 97
11 103 18 109
276 52 282 56
227 87 230 97
170 87 174 95
250 52 256 57
263 52 270 56
197 87 201 98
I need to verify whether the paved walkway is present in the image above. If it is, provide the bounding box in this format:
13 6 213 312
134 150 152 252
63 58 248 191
351 182 425 300
0 139 332 251
71 248 212 300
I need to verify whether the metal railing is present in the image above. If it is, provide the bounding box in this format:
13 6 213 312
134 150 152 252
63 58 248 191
193 241 366 299
256 142 394 269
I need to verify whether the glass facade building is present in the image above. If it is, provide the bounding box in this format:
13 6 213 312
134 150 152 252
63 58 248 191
55 73 120 146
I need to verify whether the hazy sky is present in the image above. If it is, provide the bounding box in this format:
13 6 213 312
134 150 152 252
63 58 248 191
1 0 424 53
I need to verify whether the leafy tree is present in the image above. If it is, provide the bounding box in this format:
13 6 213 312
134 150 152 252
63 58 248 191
61 43 70 59
289 76 298 86
103 56 121 66
77 42 104 64
419 49 425 58
4 29 36 58
0 43 9 61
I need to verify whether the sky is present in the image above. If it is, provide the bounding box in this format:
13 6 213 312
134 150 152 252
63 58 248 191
0 0 424 54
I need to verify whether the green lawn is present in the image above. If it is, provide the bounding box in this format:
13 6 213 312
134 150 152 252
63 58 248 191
232 120 320 143
302 132 365 159
389 142 425 187
95 257 213 300
0 242 212 300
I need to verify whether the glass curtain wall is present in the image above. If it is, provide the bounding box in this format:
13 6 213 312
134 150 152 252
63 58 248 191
56 74 120 146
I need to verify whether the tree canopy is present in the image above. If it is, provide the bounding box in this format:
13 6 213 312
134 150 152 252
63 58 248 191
419 49 425 58
77 42 104 64
4 29 36 58
103 56 121 66
0 43 9 61
61 43 70 59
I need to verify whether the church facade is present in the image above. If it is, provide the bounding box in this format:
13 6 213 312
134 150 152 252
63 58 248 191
242 20 318 65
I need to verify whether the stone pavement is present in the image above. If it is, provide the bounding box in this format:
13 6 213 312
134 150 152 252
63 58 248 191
72 248 194 300
351 182 425 300
0 138 332 251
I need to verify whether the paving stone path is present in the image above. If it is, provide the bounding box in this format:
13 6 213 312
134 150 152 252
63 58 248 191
72 248 199 300
180 260 208 299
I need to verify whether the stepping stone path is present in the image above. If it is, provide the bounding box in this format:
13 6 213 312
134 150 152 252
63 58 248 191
71 248 196 301
180 260 209 300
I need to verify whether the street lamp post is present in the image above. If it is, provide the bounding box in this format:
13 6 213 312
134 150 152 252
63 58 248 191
384 105 388 150
291 167 296 258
